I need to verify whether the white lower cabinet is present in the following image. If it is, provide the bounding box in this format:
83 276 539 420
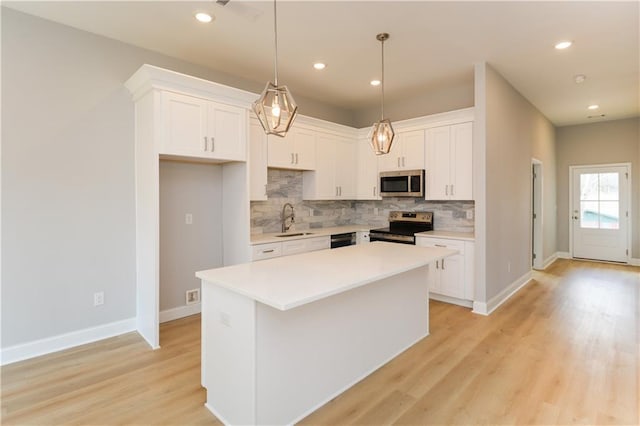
252 236 330 261
416 236 474 305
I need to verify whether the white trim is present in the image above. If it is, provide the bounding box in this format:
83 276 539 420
472 271 533 316
557 251 571 259
159 303 202 323
531 159 544 270
429 293 473 308
0 318 136 366
630 258 640 266
542 252 559 269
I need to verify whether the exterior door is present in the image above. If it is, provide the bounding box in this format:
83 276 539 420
571 165 630 262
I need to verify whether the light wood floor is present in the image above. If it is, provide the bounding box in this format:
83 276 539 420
2 259 638 425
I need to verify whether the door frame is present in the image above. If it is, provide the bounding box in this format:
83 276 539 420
531 159 543 270
568 162 632 263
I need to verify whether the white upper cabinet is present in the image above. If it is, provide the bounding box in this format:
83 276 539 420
425 122 473 200
249 117 268 201
377 130 425 172
267 127 316 170
302 133 356 200
356 137 381 200
161 91 246 161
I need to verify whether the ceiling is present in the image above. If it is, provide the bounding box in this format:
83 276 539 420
4 1 639 127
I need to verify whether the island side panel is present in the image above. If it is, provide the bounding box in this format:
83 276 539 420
201 282 257 425
254 265 430 425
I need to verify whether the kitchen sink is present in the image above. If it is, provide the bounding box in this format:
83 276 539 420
275 232 314 238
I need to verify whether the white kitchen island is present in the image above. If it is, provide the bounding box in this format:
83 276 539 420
196 242 456 425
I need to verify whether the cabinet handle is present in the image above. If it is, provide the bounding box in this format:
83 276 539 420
442 259 446 270
335 187 339 196
435 244 446 247
291 153 295 164
436 260 439 269
203 136 208 151
402 157 406 167
211 136 215 152
295 153 299 164
445 185 449 196
373 186 376 197
397 157 401 168
262 249 274 253
450 184 454 196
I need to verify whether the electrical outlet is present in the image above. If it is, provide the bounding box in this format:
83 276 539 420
186 289 200 305
185 213 193 225
466 210 474 220
94 292 104 306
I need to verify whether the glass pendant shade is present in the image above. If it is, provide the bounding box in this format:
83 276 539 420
253 81 298 137
369 119 395 155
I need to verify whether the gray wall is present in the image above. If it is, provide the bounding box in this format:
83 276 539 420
0 8 349 348
353 77 474 128
251 169 475 234
159 161 223 312
556 117 639 256
476 63 556 303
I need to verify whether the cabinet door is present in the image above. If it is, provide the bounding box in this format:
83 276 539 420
400 130 425 170
161 92 208 157
450 122 473 200
439 254 464 299
312 134 337 199
356 138 380 199
293 129 316 170
335 138 357 198
208 102 246 161
425 126 451 200
267 132 295 168
249 118 268 201
377 136 402 172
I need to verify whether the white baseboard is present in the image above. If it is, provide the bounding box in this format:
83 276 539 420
429 293 473 308
159 303 201 323
0 317 136 366
472 271 533 316
556 251 571 259
542 253 559 269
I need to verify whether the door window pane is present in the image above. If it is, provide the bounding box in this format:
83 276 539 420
579 172 620 229
580 201 599 228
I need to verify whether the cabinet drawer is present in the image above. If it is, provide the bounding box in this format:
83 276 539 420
416 237 465 255
282 239 309 256
252 242 282 261
305 236 330 252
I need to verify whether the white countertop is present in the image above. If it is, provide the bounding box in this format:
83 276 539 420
196 242 457 311
415 230 475 241
251 225 371 245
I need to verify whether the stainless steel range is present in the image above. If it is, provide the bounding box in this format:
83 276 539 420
369 211 434 245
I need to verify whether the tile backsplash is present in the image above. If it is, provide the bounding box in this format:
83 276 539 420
250 169 475 234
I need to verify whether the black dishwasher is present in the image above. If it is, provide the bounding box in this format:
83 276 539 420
330 232 356 248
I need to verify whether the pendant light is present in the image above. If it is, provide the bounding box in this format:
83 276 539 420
252 0 298 137
369 33 395 155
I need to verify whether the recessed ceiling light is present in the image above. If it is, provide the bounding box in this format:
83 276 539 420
588 104 599 110
195 12 213 23
555 40 572 50
313 62 326 70
574 74 586 84
370 80 381 86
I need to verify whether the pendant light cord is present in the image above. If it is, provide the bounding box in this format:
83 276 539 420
273 0 279 86
380 37 385 120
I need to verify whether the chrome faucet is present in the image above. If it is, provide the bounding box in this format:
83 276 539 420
281 203 295 233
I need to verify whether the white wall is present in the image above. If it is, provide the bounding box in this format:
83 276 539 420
159 161 223 312
0 8 348 349
474 63 556 305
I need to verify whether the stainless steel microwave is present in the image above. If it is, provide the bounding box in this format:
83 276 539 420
379 169 425 197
